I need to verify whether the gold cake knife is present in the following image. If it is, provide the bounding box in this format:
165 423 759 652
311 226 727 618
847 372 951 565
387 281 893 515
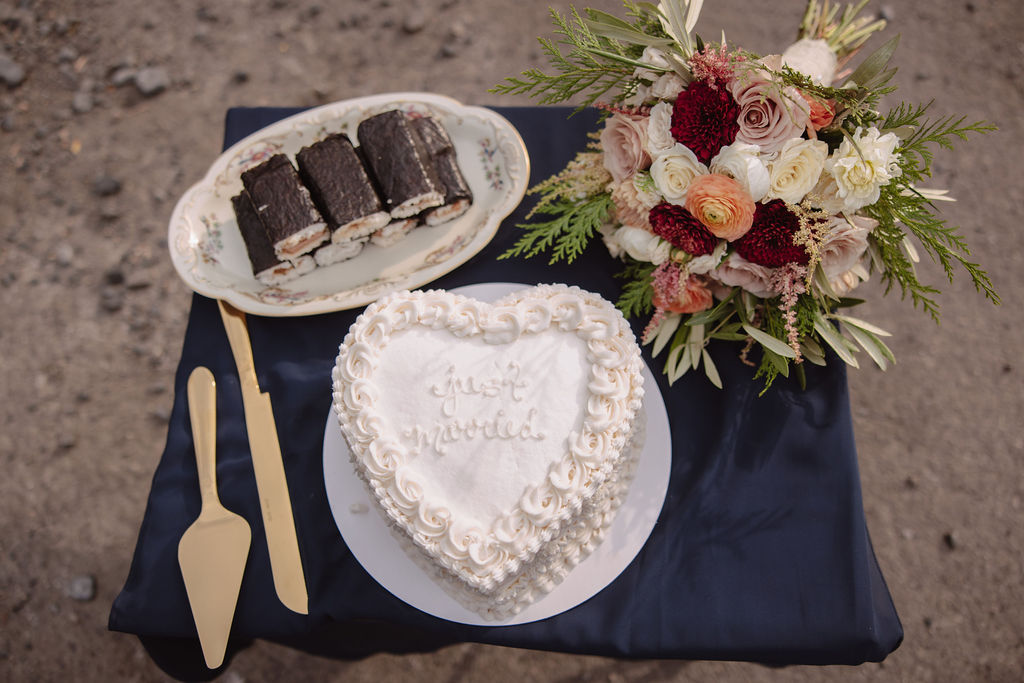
218 299 308 615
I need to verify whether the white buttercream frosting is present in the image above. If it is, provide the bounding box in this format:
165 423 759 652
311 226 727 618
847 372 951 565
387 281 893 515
332 284 646 618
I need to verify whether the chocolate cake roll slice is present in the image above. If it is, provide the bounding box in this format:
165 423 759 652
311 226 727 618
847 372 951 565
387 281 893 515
370 216 420 247
409 116 473 226
357 110 444 219
232 192 315 286
314 236 367 267
240 154 328 261
296 134 390 243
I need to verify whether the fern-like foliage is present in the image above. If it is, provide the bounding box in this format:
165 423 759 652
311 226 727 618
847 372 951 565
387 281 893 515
498 193 612 265
614 258 656 318
489 6 651 110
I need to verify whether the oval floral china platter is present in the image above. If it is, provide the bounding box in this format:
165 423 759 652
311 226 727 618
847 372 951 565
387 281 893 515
167 92 530 316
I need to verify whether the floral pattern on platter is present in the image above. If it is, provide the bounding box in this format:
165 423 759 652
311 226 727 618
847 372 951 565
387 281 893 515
167 93 529 317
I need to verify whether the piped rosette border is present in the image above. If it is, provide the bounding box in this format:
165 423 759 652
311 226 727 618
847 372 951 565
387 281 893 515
331 284 645 612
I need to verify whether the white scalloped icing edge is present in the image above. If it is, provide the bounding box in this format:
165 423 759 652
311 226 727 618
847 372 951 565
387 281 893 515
331 284 645 615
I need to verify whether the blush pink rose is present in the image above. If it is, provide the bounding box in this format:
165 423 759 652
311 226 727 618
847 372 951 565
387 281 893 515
600 113 651 184
819 215 877 279
731 60 811 153
653 274 714 314
712 252 777 298
684 173 756 241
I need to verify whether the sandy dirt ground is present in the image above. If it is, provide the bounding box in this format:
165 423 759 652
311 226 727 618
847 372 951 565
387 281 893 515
1 0 1021 680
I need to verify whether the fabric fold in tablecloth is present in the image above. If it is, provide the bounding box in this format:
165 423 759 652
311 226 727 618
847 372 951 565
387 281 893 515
109 105 902 680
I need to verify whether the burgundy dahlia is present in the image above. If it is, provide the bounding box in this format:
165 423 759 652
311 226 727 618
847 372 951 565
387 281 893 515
649 202 718 256
733 200 810 267
670 80 741 166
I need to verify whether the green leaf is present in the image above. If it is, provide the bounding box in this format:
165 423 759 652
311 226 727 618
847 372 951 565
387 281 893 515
843 323 890 370
742 324 798 359
842 34 900 87
650 314 682 356
813 313 860 367
762 347 790 378
701 348 722 389
832 314 893 337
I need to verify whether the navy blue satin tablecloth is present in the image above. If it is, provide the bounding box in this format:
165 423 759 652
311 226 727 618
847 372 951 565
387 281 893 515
108 106 902 680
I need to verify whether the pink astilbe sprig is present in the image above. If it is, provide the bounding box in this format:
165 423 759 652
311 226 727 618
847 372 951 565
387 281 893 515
769 263 809 363
595 101 651 117
688 44 742 90
642 260 683 343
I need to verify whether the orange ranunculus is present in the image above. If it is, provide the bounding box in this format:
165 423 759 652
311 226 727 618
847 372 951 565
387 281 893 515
653 274 714 314
684 173 756 241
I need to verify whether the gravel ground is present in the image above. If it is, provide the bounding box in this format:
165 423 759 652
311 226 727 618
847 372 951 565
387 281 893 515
1 0 1021 681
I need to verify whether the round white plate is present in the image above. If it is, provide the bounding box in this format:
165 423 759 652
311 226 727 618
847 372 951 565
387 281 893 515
168 93 530 316
322 282 672 626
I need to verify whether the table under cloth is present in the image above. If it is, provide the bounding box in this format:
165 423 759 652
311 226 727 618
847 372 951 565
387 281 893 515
108 105 903 680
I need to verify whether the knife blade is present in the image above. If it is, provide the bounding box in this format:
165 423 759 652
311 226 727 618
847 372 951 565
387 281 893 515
217 299 308 615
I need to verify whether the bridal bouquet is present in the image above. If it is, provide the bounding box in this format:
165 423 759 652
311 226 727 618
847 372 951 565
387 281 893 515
494 0 996 390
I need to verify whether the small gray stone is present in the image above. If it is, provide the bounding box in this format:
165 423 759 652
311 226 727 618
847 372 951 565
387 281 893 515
1 112 13 132
57 46 77 63
134 66 169 97
103 267 125 285
402 6 429 34
100 286 124 312
54 242 74 266
72 91 93 114
92 173 122 197
67 575 96 602
878 5 896 21
110 66 136 87
0 52 25 88
58 434 76 450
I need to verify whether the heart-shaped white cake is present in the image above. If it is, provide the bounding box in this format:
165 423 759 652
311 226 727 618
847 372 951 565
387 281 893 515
332 284 645 618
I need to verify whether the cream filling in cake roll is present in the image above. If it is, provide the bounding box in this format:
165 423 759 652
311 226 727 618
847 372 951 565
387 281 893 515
370 217 419 247
314 237 367 267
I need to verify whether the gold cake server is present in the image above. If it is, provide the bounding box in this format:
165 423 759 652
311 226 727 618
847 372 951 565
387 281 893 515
178 366 251 669
217 300 309 615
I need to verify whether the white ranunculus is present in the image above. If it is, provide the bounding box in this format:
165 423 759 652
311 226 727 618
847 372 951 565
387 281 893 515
710 142 771 202
781 38 838 85
820 215 877 279
766 137 829 205
649 72 686 101
649 143 708 205
827 127 902 212
607 226 671 264
646 102 676 157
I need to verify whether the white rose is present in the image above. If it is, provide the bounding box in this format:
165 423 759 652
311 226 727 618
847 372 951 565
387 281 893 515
650 143 708 205
712 252 777 298
608 225 671 264
827 127 902 212
820 215 877 279
781 38 838 85
649 72 686 101
646 102 676 157
710 142 771 202
766 138 829 205
686 240 728 275
806 173 846 214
